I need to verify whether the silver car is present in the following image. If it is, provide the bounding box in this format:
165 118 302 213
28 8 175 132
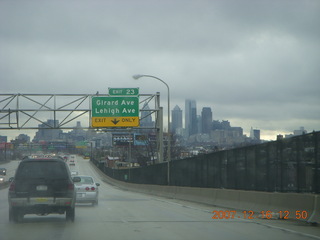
74 175 100 205
70 170 78 176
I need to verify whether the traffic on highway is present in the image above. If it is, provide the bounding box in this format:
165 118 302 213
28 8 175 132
1 155 320 240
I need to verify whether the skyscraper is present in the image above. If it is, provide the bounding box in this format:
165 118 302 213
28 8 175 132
140 102 153 128
185 99 197 137
171 105 182 134
201 107 212 134
250 127 260 140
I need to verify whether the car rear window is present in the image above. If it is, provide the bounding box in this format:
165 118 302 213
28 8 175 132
16 160 68 180
79 176 94 184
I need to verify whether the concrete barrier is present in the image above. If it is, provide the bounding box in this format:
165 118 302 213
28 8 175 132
92 163 320 224
214 189 240 209
266 192 314 221
308 195 320 224
238 190 271 212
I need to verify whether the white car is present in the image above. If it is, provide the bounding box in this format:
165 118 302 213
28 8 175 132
74 175 100 205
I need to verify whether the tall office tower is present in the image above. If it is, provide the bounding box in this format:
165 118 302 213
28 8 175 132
197 115 202 134
201 107 212 134
250 127 260 140
185 99 197 137
253 129 260 140
171 105 183 134
140 102 153 128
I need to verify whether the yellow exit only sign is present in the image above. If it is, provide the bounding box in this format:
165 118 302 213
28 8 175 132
91 117 139 127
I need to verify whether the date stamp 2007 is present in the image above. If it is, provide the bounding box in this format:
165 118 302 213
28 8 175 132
211 210 308 220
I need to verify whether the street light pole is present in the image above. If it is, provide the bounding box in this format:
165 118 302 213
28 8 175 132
133 74 171 185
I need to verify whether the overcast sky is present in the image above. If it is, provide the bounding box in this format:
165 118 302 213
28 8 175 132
0 0 319 140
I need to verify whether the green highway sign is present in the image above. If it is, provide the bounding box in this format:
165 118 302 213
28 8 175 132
92 96 139 117
109 88 139 96
91 96 139 127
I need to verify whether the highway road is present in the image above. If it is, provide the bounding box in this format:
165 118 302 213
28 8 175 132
1 156 320 240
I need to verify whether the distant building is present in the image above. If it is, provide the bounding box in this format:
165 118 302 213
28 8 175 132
209 120 245 147
221 120 231 129
171 105 183 134
211 127 244 147
0 136 7 143
277 134 284 140
201 107 212 134
33 119 63 142
140 103 154 128
197 115 202 135
16 134 30 143
67 121 87 141
294 127 307 136
185 99 197 137
250 127 260 141
212 120 231 130
285 127 307 138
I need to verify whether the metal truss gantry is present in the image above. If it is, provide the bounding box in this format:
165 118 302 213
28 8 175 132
0 92 164 162
0 93 161 130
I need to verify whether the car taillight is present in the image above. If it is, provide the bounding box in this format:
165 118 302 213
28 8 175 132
91 187 95 191
9 182 15 192
85 187 89 191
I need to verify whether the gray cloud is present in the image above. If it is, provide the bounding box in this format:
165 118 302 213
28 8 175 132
0 0 319 139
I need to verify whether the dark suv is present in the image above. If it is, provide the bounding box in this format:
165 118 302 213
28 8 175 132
8 158 80 222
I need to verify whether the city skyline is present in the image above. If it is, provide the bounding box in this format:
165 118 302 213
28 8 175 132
0 96 312 143
1 1 319 141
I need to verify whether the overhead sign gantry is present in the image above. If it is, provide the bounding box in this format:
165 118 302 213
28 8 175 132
0 90 164 162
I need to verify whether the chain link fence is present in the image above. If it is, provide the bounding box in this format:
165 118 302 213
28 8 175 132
94 131 320 193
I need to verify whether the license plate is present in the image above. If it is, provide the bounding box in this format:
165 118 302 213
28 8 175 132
36 185 48 191
77 193 85 198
